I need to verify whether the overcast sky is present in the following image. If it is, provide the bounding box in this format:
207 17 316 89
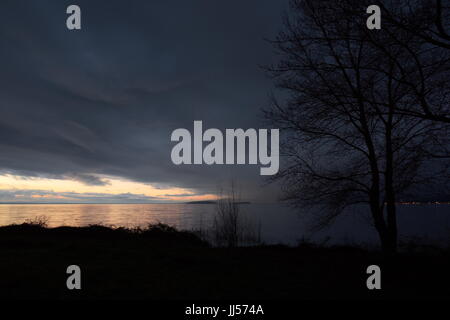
0 0 288 203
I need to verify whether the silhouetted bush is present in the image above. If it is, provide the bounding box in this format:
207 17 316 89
211 183 261 247
0 220 208 248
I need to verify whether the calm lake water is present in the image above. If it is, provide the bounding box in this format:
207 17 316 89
0 203 449 246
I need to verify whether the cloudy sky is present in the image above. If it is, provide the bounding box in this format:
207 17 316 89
0 0 288 203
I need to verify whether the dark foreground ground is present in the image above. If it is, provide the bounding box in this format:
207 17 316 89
0 223 449 300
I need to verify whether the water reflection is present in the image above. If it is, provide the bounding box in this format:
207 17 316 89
0 204 218 230
0 203 449 246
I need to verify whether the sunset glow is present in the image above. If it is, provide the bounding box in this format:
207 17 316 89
0 174 217 203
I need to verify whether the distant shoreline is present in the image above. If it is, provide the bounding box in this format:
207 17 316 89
184 200 251 205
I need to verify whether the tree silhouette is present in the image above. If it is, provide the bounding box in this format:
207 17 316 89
265 0 450 253
377 0 450 125
381 0 450 49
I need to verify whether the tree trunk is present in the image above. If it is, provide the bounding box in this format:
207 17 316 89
384 101 398 254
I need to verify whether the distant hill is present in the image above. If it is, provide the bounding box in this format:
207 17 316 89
185 200 251 205
185 200 217 204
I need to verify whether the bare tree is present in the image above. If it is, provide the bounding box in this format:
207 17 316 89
377 0 450 125
213 182 241 247
212 182 261 247
380 0 450 50
265 0 450 253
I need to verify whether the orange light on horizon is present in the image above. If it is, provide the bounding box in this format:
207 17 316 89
0 173 217 202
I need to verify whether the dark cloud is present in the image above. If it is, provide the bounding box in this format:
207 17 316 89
67 173 110 186
0 0 287 201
